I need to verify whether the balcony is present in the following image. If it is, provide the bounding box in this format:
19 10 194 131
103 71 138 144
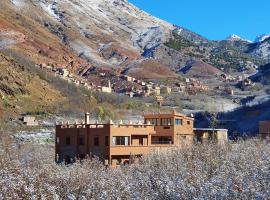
151 141 173 145
109 144 173 156
110 145 149 155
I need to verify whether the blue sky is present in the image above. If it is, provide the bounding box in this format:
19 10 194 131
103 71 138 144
129 0 270 41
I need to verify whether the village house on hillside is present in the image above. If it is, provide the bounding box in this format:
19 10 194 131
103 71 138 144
21 116 39 126
97 80 112 93
55 111 228 166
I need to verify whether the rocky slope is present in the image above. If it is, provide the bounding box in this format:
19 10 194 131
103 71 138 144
8 0 173 66
3 0 270 76
0 51 63 117
247 37 270 61
0 0 270 122
159 28 266 74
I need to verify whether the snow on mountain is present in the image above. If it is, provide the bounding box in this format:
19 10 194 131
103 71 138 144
39 1 60 21
11 0 26 8
255 34 270 43
252 41 270 61
8 0 173 66
226 34 251 43
227 34 241 40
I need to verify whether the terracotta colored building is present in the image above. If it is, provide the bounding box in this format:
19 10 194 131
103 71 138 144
259 120 270 139
55 111 194 166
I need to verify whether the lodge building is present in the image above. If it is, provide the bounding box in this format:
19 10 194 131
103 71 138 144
55 111 227 166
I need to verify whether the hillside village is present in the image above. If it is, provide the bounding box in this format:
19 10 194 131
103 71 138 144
36 60 259 108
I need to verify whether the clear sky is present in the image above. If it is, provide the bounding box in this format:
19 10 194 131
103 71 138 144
129 0 270 41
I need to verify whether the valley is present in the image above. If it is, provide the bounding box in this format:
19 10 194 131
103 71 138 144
1 1 270 199
0 0 269 137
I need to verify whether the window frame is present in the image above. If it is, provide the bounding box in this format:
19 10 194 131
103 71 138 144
112 136 130 146
161 118 172 126
175 118 183 126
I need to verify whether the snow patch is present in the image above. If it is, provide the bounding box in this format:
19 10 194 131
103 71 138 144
253 41 270 60
14 129 54 144
69 40 110 65
226 34 251 43
39 1 61 21
133 26 164 58
175 28 183 35
246 95 270 107
11 0 25 8
0 39 16 49
98 43 112 53
255 34 270 43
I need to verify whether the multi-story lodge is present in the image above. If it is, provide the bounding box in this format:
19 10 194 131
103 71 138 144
55 111 196 166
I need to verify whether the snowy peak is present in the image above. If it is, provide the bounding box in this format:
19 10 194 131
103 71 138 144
227 34 241 40
255 34 270 43
226 34 251 43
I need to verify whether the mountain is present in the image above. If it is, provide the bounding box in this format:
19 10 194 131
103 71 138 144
0 0 178 118
247 37 270 61
158 29 264 73
255 34 270 43
226 34 251 43
1 0 270 120
8 0 173 66
2 0 269 73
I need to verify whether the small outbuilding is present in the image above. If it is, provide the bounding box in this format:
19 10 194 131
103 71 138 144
22 116 39 126
194 128 228 144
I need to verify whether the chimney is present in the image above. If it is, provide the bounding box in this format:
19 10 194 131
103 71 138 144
85 112 90 124
108 80 111 88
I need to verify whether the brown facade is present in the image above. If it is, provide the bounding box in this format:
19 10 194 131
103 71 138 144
55 111 194 166
259 121 270 139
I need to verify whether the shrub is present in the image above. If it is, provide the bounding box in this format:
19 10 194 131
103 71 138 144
0 137 269 199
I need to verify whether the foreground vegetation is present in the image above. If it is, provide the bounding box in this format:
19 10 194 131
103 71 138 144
0 136 269 199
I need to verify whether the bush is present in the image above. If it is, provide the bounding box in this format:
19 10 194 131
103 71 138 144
0 138 269 199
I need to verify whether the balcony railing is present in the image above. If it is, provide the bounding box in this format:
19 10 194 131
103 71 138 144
151 141 173 145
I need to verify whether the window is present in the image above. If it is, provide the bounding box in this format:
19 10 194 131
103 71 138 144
187 121 191 125
161 118 172 125
112 136 129 146
175 119 183 126
152 137 172 144
105 136 109 146
94 137 99 146
56 137 60 144
145 118 158 125
79 137 85 146
66 137 70 146
139 137 143 146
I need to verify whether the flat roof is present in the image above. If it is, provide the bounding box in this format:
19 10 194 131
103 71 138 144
144 112 194 120
194 128 228 131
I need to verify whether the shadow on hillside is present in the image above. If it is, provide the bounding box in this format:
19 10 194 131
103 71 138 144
195 99 270 139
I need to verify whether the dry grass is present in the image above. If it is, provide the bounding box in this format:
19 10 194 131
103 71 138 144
0 135 269 199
